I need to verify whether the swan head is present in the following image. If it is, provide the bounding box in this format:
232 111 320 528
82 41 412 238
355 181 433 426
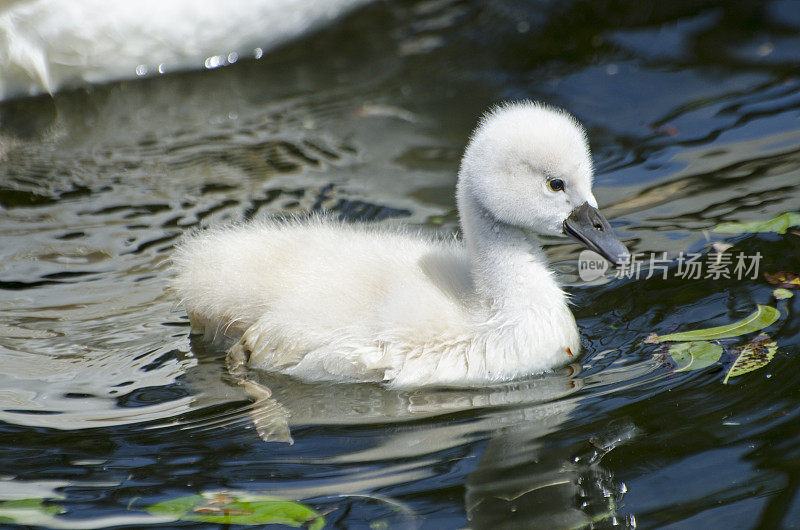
457 101 629 265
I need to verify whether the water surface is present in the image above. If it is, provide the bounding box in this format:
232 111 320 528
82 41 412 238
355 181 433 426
1 0 799 527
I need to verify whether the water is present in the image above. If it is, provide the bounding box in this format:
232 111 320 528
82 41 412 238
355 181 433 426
1 0 799 527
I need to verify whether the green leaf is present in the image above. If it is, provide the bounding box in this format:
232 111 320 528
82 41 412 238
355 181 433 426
147 494 204 519
0 498 65 525
774 288 794 300
658 305 780 342
713 212 800 235
146 492 325 528
669 341 723 372
723 335 778 384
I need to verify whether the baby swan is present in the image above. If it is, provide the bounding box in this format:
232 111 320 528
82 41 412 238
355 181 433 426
172 102 628 388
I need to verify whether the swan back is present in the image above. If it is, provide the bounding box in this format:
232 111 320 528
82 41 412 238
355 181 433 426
173 218 473 342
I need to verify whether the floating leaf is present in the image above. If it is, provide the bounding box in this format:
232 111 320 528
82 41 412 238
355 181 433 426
669 341 723 372
644 333 659 344
713 212 800 235
0 498 65 525
146 492 325 528
658 305 780 342
723 334 777 384
774 288 794 300
765 271 800 289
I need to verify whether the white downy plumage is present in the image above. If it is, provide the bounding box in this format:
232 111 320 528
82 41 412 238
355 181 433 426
172 102 628 387
0 0 371 100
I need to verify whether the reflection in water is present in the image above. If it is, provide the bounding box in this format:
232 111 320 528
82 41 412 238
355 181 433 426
182 334 585 436
467 419 637 528
181 337 645 527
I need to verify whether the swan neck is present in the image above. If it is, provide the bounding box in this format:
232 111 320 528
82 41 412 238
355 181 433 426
458 188 564 309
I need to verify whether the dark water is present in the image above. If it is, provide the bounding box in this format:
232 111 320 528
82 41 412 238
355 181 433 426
1 0 799 527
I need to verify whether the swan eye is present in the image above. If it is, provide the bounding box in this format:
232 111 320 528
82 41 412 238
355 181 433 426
548 179 565 192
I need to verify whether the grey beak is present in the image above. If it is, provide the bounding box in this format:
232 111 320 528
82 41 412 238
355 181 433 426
563 202 629 266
